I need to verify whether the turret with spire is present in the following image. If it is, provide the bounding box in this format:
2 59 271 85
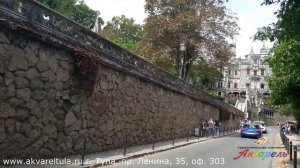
245 46 254 60
260 43 268 54
250 46 254 55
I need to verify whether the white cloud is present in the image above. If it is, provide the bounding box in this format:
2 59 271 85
226 0 279 57
245 0 260 5
84 0 147 24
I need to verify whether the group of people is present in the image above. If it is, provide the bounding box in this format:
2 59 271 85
200 117 221 138
279 122 298 135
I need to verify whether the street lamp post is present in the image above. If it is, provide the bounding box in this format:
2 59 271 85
245 88 249 119
179 42 186 79
224 70 228 103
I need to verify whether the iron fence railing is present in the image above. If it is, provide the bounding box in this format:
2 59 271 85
280 128 300 168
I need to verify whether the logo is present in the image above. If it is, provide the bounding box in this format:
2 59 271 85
233 148 288 160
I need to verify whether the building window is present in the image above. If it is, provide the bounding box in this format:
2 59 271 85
234 83 238 88
261 83 265 89
246 83 250 88
218 92 221 96
254 70 257 75
228 82 231 88
229 70 232 75
247 69 250 75
261 69 264 76
217 82 223 88
235 70 238 76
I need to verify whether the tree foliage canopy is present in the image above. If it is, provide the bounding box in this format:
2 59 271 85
255 0 300 122
278 103 296 116
140 0 239 80
187 61 223 90
101 15 144 55
37 0 104 30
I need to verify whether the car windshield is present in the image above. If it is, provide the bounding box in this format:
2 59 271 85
243 124 258 128
253 125 261 129
243 124 260 129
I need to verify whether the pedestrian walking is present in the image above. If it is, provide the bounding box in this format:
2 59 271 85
201 119 207 137
208 118 214 138
214 117 221 138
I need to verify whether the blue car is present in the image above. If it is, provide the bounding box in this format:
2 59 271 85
241 124 262 139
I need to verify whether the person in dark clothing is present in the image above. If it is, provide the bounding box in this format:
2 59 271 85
201 119 208 137
214 117 221 138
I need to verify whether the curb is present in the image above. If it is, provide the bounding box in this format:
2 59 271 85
271 133 286 168
86 131 239 168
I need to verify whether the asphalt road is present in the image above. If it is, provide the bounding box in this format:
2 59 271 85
106 127 280 168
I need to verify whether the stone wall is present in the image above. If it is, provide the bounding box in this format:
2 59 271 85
0 27 82 158
265 113 295 126
248 106 294 126
0 25 242 159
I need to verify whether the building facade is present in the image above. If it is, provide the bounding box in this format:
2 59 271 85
216 45 275 120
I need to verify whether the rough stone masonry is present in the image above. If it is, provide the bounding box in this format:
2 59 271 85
0 24 242 159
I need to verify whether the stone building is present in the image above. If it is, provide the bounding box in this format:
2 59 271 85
216 45 275 120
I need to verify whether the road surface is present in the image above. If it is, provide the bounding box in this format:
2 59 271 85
105 127 283 168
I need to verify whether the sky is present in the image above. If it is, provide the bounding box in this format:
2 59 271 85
84 0 279 57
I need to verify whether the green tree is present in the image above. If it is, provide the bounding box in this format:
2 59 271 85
73 1 104 30
255 0 300 122
278 103 296 116
101 15 144 55
37 0 103 30
187 62 223 90
140 0 239 80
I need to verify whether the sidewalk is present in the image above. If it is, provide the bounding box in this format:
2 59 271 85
282 133 300 168
272 132 287 168
4 130 239 168
75 130 238 168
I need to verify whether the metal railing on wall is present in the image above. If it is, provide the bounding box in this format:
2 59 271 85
280 128 300 168
0 0 243 116
120 126 239 156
